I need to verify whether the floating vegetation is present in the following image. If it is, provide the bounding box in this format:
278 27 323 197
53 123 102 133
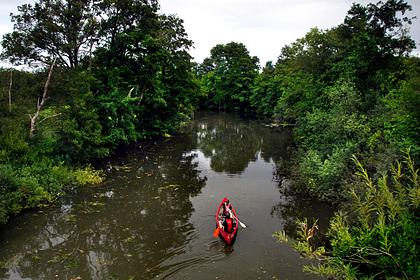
124 236 135 243
158 184 180 191
47 255 61 264
88 201 105 207
65 214 77 222
31 255 41 261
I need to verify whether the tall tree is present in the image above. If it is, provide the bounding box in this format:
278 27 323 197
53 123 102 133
200 42 259 112
334 0 415 98
91 0 198 145
1 0 99 68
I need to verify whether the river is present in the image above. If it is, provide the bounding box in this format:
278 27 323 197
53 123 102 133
0 111 332 279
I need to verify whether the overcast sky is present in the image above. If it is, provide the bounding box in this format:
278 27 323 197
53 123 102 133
0 0 419 66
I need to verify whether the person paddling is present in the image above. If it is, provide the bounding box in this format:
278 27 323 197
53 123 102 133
223 199 233 216
213 197 247 242
222 198 246 228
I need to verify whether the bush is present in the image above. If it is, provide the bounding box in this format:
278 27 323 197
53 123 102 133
0 113 104 225
305 152 420 279
298 145 354 201
0 160 104 224
73 165 104 186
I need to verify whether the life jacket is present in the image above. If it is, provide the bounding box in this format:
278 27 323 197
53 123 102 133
226 218 233 233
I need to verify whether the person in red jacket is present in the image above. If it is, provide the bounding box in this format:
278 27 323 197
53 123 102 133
221 198 235 233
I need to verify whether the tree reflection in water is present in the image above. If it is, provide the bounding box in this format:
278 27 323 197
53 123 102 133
188 111 293 175
270 177 334 246
0 111 325 280
0 137 206 279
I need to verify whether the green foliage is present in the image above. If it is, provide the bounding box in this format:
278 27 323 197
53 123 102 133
73 165 104 186
199 42 259 112
273 68 319 121
262 3 419 278
293 80 373 201
0 0 199 225
272 230 288 243
382 58 420 158
1 0 98 68
0 160 104 224
278 153 419 279
274 219 325 259
303 259 360 280
249 61 279 117
247 0 419 204
298 146 353 201
0 110 105 224
0 120 30 162
92 4 198 146
308 154 420 279
97 89 143 145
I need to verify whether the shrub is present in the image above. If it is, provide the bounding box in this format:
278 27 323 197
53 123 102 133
305 152 419 279
298 144 355 202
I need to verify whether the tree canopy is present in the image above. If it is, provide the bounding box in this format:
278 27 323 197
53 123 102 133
1 0 99 68
198 42 259 112
0 0 199 223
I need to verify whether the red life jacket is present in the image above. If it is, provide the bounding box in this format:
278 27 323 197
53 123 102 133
226 218 233 233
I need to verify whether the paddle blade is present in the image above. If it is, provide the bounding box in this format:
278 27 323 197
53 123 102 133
239 221 246 228
213 227 220 237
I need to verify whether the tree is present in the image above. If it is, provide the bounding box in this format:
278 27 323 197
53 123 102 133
333 0 415 100
91 0 198 145
1 0 99 68
199 42 259 112
250 61 280 117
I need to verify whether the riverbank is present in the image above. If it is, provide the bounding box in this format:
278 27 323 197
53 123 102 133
0 111 333 279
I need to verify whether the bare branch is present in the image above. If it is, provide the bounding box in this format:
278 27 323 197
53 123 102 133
29 57 57 137
8 70 13 113
38 113 62 125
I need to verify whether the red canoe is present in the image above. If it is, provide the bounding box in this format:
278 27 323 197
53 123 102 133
215 197 239 245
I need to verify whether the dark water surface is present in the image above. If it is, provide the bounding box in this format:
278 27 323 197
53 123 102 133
0 112 332 279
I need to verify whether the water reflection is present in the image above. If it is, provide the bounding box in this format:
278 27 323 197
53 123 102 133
0 137 206 279
271 178 333 245
0 111 330 280
189 111 293 174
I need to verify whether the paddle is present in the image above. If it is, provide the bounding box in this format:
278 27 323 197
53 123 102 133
213 220 223 237
213 227 220 237
236 218 247 228
228 208 247 228
235 217 247 228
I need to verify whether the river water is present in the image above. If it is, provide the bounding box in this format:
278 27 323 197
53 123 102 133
0 111 332 280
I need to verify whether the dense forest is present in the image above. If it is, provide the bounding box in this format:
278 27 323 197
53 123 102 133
0 0 418 279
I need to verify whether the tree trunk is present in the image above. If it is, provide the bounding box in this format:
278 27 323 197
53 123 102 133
29 58 57 137
8 70 12 113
